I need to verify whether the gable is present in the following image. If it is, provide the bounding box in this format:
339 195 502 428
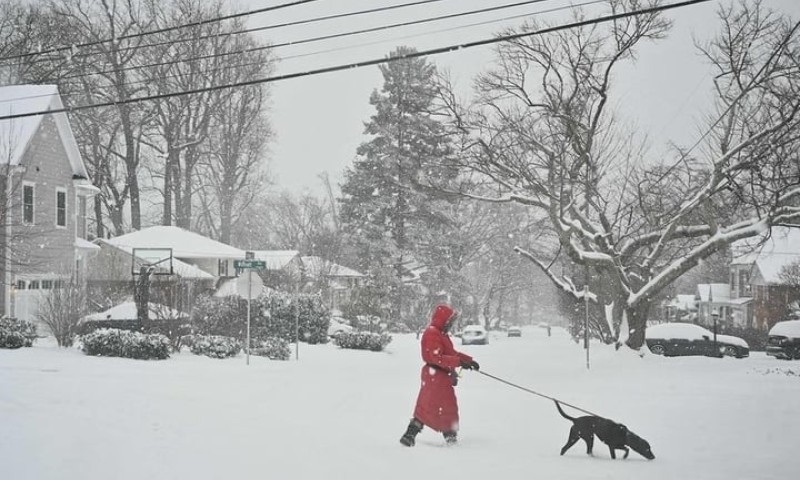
0 84 89 178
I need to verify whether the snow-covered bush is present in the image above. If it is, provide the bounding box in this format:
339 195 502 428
80 328 171 360
333 331 393 352
250 337 291 361
0 317 38 349
192 292 331 345
36 277 88 347
190 335 241 359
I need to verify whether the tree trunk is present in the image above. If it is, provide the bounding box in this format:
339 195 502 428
624 302 652 350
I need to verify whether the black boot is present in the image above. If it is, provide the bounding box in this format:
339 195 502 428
399 419 423 447
443 431 457 446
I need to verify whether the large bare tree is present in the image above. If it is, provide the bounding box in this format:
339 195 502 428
433 0 800 349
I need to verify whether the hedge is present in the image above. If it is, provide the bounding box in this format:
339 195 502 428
80 328 171 360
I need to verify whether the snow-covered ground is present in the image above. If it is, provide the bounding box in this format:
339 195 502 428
2 326 799 480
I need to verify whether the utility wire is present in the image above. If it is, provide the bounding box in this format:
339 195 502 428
7 0 601 103
0 0 716 122
58 0 604 95
0 0 324 63
58 0 563 82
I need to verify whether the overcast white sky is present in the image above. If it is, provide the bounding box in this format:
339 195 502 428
234 0 800 195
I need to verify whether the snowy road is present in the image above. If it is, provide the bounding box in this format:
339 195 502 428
1 326 798 480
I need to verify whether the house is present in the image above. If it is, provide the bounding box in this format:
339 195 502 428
663 294 697 321
0 85 100 326
251 250 303 290
730 226 800 330
87 226 246 311
301 255 365 312
695 283 733 328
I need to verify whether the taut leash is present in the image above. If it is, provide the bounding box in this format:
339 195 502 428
477 370 602 418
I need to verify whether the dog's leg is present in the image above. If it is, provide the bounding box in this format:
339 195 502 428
608 446 616 459
622 446 629 459
560 426 581 456
582 431 594 456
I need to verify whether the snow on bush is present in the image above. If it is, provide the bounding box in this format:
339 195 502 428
80 328 171 360
250 337 291 361
189 335 241 359
0 317 38 349
333 331 392 352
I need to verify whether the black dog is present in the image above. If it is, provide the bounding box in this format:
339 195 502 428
555 401 655 460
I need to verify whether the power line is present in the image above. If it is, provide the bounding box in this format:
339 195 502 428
55 0 603 96
0 0 715 123
58 0 563 82
0 0 324 63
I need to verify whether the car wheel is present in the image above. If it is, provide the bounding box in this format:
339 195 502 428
723 346 737 357
794 348 800 361
650 344 666 355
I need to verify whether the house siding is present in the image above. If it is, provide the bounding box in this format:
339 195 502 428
2 115 77 320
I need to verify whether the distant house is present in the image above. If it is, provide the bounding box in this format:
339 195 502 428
663 294 697 321
696 283 733 327
87 226 246 311
0 85 100 327
301 256 365 312
251 250 303 289
730 227 800 330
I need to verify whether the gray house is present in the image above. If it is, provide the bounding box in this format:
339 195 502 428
0 85 99 324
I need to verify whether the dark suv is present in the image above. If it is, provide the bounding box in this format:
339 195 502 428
766 320 800 360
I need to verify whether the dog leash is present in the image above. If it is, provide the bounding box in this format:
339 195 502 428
477 370 602 418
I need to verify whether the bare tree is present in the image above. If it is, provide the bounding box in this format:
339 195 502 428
432 0 800 349
36 275 89 347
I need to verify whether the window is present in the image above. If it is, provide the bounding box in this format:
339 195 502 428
56 189 67 227
22 183 34 224
28 280 40 290
42 280 53 290
218 259 229 277
16 280 26 290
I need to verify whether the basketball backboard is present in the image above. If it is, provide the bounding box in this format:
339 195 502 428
131 248 174 276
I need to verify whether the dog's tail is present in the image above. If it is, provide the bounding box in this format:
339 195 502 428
554 400 576 422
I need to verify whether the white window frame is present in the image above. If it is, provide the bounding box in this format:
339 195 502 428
55 187 67 228
22 181 35 225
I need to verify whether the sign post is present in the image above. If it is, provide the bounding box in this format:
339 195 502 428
236 254 265 366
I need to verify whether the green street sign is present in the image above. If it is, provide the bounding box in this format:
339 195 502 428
234 259 266 269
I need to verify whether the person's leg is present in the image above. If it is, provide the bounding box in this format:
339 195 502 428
443 431 457 445
399 418 424 447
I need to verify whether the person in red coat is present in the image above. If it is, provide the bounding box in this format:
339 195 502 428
399 304 480 447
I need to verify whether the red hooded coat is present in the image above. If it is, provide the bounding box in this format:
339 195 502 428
412 304 474 433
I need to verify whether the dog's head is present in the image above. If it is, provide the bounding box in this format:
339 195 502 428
625 430 655 460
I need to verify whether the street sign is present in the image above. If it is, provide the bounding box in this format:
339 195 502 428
234 259 266 269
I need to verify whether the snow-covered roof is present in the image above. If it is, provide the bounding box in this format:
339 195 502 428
696 283 731 303
84 301 188 322
106 226 246 260
252 250 300 270
668 294 697 310
731 227 800 283
0 85 89 178
213 277 272 298
96 239 215 280
74 237 101 251
302 256 364 278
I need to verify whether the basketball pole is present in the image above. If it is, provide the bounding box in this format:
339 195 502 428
246 271 252 366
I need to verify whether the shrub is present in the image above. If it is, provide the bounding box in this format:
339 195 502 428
190 335 241 359
80 328 171 360
80 319 191 351
36 276 88 347
250 337 291 361
333 331 393 352
0 317 38 349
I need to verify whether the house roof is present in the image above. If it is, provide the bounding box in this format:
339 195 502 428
731 226 800 284
301 256 364 278
696 283 731 303
106 226 246 260
0 85 89 178
252 250 300 270
668 294 697 310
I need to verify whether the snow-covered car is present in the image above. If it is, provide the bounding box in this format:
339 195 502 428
461 325 489 345
766 320 800 360
645 322 749 358
507 326 522 337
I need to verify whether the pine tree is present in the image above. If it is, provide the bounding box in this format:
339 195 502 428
339 47 455 324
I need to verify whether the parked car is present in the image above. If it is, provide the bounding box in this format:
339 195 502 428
766 320 800 360
507 326 522 337
461 325 489 345
645 322 749 358
328 317 354 338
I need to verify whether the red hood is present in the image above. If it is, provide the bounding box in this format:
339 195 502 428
430 304 456 331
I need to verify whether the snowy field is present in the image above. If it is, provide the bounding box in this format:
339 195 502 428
2 326 799 480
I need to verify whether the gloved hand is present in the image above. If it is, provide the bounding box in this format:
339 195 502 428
460 359 480 371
